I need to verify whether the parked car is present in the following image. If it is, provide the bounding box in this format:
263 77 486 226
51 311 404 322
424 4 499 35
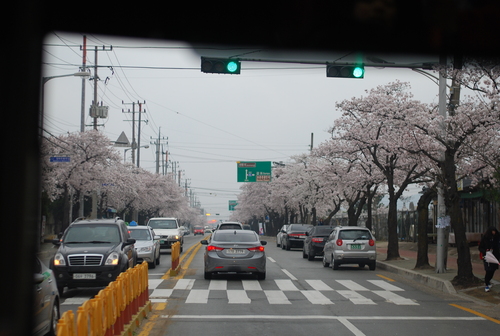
276 224 289 247
50 217 137 294
303 226 335 260
216 222 243 230
322 226 376 270
200 229 267 280
128 224 161 268
193 226 205 235
147 217 184 252
33 257 60 336
281 224 312 250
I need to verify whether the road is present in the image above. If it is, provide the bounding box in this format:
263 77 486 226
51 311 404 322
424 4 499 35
42 234 500 336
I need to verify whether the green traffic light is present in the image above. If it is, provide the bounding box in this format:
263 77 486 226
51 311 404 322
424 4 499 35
226 61 239 73
352 66 364 78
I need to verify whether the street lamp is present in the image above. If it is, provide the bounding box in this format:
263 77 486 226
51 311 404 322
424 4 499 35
124 145 149 164
40 71 91 135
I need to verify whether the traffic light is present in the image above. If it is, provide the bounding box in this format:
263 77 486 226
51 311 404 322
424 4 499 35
326 65 364 78
201 57 241 74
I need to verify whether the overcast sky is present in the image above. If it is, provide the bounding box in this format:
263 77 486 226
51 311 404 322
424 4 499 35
42 32 441 220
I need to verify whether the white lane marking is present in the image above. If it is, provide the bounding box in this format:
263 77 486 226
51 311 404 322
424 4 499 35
267 257 276 262
150 299 168 303
174 279 195 290
242 280 262 291
209 280 227 290
336 280 369 291
264 290 291 304
301 290 333 305
150 289 173 299
61 298 88 305
228 290 251 304
281 269 297 280
367 280 404 291
148 279 164 290
167 315 484 321
306 280 334 291
338 317 365 336
372 291 419 305
185 289 209 303
275 279 299 291
337 290 376 305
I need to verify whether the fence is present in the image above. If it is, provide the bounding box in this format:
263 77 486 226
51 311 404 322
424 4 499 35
56 261 151 336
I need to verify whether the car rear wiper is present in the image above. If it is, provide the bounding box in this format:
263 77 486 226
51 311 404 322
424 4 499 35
352 236 367 242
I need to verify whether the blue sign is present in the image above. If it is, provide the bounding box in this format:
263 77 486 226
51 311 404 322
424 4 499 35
50 156 70 162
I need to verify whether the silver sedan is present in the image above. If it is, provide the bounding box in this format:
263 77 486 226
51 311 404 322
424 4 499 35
201 230 267 280
128 225 161 268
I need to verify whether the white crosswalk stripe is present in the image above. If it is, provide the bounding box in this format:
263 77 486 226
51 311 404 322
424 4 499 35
142 278 419 306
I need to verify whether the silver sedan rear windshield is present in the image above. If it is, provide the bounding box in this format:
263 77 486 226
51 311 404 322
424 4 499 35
213 231 258 242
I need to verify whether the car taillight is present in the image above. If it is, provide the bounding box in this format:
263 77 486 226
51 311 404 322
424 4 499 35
336 239 343 246
207 245 224 252
248 246 265 252
289 233 305 237
311 238 324 243
369 239 375 246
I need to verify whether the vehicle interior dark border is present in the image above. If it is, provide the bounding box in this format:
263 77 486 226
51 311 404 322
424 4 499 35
5 2 499 335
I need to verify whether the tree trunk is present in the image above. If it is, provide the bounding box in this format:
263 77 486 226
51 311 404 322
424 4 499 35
415 187 435 269
442 150 481 286
386 196 401 260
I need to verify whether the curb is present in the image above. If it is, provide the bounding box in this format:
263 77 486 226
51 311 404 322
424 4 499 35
376 260 457 294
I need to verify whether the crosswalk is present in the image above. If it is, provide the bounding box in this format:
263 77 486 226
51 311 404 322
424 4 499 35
148 278 419 306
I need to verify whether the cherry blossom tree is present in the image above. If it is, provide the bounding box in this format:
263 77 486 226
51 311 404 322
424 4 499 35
330 81 431 260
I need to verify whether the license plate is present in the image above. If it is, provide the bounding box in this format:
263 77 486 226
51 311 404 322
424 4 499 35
350 244 362 250
160 240 165 244
73 273 96 280
226 249 246 254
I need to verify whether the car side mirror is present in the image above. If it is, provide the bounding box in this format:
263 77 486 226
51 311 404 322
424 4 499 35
260 241 268 245
123 238 136 247
200 240 208 245
52 239 61 246
34 273 45 285
154 235 160 240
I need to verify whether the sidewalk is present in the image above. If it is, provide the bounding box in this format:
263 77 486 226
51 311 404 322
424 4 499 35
376 241 500 305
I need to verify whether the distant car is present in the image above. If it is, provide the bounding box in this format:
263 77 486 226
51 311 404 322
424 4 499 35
33 257 60 336
242 224 252 230
322 226 376 270
50 218 137 293
200 229 267 280
276 224 289 247
179 226 190 236
128 225 161 268
303 226 335 260
216 222 243 230
281 224 313 250
193 226 204 235
205 228 213 233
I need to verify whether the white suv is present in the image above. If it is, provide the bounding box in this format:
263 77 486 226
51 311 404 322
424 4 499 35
147 217 184 252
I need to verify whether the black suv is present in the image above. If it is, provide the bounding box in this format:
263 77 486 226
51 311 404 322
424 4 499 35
50 218 136 294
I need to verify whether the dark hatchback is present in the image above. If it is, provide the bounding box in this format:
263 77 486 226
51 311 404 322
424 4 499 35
50 218 136 294
303 226 335 260
281 224 313 250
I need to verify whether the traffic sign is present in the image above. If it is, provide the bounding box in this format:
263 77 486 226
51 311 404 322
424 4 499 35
49 156 70 162
237 161 272 182
229 200 238 211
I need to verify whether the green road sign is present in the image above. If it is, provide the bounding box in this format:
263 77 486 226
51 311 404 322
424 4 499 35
229 200 238 211
237 161 272 182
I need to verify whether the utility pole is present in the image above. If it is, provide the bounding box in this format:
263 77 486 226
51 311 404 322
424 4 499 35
80 43 112 219
151 128 168 174
122 101 146 166
435 55 462 274
78 35 87 218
